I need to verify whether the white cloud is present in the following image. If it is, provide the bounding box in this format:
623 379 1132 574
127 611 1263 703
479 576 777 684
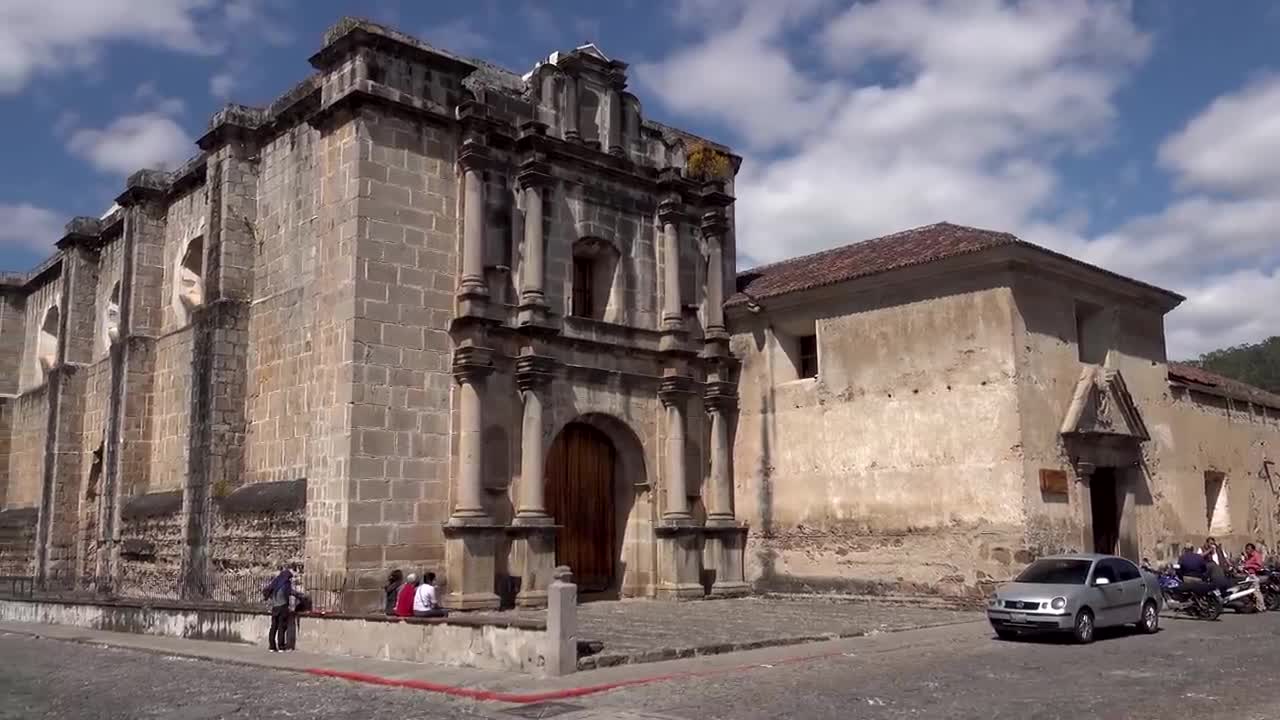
210 72 236 99
0 0 217 93
134 81 185 116
0 203 64 254
640 0 1278 358
0 0 294 94
67 113 192 175
1157 74 1280 196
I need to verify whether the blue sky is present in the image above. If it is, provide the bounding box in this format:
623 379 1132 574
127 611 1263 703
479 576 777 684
0 1 1277 359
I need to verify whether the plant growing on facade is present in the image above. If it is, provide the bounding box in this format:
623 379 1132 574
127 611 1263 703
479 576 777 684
685 141 732 182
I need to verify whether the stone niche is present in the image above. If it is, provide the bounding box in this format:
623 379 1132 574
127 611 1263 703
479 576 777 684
173 236 205 325
35 305 60 378
103 282 121 348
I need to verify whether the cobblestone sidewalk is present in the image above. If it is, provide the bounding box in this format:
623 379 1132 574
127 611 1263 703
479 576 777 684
530 597 982 670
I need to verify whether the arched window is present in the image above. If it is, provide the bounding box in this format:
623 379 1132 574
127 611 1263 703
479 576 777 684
174 236 205 324
37 305 60 375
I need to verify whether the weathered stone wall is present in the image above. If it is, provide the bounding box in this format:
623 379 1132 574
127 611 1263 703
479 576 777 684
5 390 48 510
245 124 319 485
340 106 458 592
117 491 183 598
208 479 307 603
0 507 37 574
147 329 194 492
76 359 111 576
0 292 27 395
732 271 1026 597
1012 272 1280 563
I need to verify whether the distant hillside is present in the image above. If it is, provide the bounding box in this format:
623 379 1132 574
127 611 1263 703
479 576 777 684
1186 336 1280 394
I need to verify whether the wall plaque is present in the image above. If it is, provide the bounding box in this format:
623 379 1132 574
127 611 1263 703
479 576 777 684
1039 469 1069 496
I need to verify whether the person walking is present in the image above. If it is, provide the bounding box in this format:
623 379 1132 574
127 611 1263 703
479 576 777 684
262 566 302 652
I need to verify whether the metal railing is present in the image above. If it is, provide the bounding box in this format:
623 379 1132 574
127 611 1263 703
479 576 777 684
0 568 351 613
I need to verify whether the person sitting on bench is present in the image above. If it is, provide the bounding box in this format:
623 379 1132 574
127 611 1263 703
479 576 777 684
413 572 447 618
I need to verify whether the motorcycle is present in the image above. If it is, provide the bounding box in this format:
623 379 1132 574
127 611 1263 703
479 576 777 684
1220 572 1264 614
1143 561 1223 620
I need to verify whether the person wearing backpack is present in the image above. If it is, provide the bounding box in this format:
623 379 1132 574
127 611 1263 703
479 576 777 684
261 566 303 652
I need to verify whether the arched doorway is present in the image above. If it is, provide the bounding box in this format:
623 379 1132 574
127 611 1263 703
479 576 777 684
545 422 617 593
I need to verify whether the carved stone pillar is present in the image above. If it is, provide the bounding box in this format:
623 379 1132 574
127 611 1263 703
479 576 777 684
514 354 555 522
458 143 488 301
451 345 492 523
704 382 736 526
659 201 684 333
701 211 728 342
607 86 624 156
443 344 501 610
659 375 694 523
517 160 553 327
563 76 580 142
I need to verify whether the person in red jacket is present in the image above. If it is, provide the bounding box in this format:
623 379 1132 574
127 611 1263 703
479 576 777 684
395 573 418 617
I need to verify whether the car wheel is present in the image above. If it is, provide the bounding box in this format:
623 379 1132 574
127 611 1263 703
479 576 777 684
1139 600 1159 634
1072 609 1095 644
995 628 1018 641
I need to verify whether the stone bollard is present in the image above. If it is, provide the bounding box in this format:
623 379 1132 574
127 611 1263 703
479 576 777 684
545 565 577 677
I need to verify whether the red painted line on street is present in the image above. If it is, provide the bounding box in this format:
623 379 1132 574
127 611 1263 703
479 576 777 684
305 647 855 703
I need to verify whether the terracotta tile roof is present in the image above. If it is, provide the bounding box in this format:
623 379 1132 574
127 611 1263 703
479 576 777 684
1167 362 1280 410
728 221 1181 307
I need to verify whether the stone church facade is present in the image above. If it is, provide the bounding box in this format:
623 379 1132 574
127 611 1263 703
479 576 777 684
2 19 1277 610
0 19 746 610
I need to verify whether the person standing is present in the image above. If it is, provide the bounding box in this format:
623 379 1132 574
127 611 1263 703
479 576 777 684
262 567 302 653
395 573 418 617
413 572 447 618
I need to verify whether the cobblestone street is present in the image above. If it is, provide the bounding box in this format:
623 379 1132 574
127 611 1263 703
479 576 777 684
7 611 1280 719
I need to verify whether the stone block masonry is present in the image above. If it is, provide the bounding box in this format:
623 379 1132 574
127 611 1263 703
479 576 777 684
0 16 746 612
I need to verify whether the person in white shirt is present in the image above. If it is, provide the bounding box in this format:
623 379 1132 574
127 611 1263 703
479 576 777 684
412 571 447 618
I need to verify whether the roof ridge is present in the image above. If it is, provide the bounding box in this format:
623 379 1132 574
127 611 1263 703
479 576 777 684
738 221 968 278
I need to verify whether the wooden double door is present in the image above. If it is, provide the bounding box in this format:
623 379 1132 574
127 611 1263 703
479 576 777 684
545 423 617 593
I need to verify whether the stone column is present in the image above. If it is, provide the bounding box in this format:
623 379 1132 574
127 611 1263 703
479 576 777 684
443 344 501 610
607 87 624 156
659 376 693 522
656 375 704 600
701 211 728 340
458 144 488 300
514 355 555 522
451 346 492 523
659 201 684 332
704 383 735 526
563 76 580 142
516 160 552 327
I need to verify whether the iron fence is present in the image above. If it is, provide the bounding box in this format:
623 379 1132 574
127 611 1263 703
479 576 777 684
0 568 351 613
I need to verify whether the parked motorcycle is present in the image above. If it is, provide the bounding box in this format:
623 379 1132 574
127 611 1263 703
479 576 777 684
1260 569 1280 611
1143 562 1223 620
1219 572 1264 613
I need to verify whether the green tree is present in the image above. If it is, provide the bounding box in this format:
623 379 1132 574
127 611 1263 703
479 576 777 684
1188 336 1280 393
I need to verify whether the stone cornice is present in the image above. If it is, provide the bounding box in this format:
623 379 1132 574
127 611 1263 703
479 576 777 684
658 197 688 224
307 80 455 132
516 158 554 189
457 138 494 173
700 210 728 238
114 169 170 207
704 381 738 410
309 19 478 75
658 375 695 403
55 217 104 251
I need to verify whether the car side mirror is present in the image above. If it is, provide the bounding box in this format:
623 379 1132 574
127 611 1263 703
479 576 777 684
1094 577 1111 587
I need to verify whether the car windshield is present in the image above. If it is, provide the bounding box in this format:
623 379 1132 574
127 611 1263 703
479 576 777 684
1015 559 1092 584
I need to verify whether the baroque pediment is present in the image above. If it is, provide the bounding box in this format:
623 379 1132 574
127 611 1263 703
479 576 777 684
1059 366 1150 442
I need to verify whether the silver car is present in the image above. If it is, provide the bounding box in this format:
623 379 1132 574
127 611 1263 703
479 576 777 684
986 553 1163 643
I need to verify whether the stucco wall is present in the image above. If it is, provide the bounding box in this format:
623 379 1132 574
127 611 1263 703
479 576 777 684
733 274 1025 596
5 389 48 510
1011 271 1280 565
